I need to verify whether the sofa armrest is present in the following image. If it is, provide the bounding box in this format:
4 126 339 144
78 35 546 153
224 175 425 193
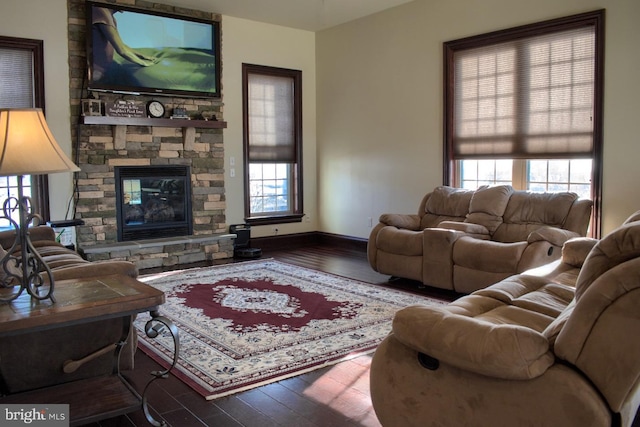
0 226 58 250
50 261 138 281
378 213 421 231
28 225 58 242
422 228 470 289
527 227 580 247
392 304 554 380
438 221 490 239
561 237 598 268
0 225 56 249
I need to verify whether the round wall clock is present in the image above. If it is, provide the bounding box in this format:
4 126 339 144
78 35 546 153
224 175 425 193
146 100 165 118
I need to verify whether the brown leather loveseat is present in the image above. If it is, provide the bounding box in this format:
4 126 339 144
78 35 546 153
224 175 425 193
368 185 592 293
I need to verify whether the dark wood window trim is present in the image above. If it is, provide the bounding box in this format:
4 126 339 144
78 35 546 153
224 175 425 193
0 35 50 222
242 63 304 225
443 9 605 237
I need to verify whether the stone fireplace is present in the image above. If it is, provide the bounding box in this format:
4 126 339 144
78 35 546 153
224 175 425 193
67 0 233 269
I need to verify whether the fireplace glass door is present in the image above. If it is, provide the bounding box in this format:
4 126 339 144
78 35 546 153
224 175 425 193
115 166 193 241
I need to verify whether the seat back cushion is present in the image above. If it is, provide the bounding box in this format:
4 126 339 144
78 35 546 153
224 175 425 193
574 220 640 301
420 186 473 229
492 191 578 243
554 257 640 413
464 185 514 235
545 216 640 348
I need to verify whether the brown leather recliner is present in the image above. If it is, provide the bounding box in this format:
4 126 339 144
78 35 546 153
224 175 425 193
368 185 593 293
370 211 640 427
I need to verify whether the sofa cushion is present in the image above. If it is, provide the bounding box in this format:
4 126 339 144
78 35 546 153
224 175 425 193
379 213 421 230
473 274 574 320
464 185 514 234
542 299 575 349
421 186 473 228
453 238 527 272
377 226 423 256
492 191 578 242
437 221 490 239
425 186 473 217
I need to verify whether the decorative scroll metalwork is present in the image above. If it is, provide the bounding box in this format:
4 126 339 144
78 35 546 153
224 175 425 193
0 180 55 303
141 310 180 426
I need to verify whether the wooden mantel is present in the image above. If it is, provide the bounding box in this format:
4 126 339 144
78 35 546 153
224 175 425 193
80 115 227 129
80 115 227 146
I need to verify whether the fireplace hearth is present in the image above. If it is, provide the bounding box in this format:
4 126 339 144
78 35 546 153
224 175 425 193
115 165 193 241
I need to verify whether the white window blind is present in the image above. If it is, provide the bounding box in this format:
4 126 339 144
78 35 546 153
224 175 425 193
0 48 34 108
453 26 595 159
247 73 296 162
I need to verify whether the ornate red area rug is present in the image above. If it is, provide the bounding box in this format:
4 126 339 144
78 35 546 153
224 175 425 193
134 259 446 400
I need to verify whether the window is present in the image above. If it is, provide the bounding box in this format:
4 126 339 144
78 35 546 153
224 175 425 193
444 10 604 236
460 159 592 200
0 36 50 227
242 64 303 225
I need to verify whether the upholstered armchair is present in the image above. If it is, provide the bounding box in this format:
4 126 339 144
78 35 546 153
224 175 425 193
368 185 593 293
370 211 640 427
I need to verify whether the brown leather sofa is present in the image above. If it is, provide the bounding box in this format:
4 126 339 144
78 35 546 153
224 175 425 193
0 225 138 281
368 185 593 293
370 211 640 427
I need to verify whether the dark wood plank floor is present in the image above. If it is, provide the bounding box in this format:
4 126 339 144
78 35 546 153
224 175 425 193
83 243 460 427
66 240 640 426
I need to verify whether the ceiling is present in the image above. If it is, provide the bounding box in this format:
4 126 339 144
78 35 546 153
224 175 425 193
158 0 415 31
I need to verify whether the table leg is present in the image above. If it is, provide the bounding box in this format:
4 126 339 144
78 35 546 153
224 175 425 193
140 310 180 426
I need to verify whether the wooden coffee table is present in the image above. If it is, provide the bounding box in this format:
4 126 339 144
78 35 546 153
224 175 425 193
0 274 179 426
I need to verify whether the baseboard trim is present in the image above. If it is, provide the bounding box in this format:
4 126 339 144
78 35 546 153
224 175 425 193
250 232 368 252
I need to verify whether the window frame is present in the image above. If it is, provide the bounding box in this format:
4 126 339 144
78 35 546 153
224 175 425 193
443 10 605 237
0 35 50 222
457 158 593 198
242 63 304 225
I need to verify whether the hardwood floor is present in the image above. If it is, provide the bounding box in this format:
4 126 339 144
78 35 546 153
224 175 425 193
83 242 460 427
66 240 640 427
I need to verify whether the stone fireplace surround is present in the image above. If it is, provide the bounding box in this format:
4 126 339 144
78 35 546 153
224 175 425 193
67 0 233 270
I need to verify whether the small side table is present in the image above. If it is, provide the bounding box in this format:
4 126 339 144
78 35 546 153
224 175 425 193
0 274 179 426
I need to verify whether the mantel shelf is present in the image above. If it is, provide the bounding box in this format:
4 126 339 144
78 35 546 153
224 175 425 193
80 115 227 129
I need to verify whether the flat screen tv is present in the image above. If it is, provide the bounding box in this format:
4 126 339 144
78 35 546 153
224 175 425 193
86 1 221 98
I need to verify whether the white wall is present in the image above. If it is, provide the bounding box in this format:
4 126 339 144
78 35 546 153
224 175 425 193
217 16 317 238
317 0 640 237
1 0 74 222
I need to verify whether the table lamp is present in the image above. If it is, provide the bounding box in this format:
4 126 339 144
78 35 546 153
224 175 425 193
0 108 80 303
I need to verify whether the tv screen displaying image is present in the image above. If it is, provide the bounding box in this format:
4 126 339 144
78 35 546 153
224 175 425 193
86 1 221 98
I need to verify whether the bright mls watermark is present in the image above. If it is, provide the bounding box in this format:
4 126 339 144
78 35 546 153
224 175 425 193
0 405 69 426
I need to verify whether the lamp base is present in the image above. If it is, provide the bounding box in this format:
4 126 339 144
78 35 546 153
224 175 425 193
0 175 55 303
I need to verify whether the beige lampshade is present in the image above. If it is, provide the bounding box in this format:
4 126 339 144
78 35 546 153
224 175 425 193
0 108 80 176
